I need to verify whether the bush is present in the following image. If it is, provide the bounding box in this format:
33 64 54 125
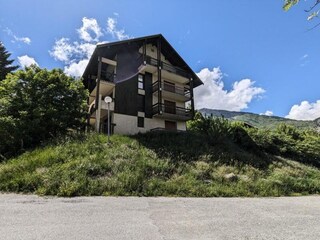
188 112 233 145
0 66 88 159
188 113 320 166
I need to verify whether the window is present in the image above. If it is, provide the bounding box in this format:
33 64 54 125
164 100 176 114
137 94 145 112
138 117 144 128
138 74 144 89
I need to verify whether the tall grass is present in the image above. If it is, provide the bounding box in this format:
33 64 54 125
0 127 319 197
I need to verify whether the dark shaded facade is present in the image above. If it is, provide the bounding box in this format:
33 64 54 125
82 34 203 134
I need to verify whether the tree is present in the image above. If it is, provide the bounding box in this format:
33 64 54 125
283 0 320 11
0 42 18 81
283 0 300 11
283 0 320 27
0 65 88 159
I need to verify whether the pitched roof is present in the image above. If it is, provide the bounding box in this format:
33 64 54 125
82 34 203 87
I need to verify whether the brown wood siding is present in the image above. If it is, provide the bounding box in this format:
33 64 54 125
165 121 177 131
144 72 153 118
114 75 138 116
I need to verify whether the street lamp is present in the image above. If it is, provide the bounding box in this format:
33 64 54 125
104 96 113 143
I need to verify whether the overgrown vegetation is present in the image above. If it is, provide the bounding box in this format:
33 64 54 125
189 112 320 167
0 115 319 197
0 66 87 159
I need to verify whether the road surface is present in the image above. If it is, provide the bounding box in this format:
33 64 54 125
0 194 319 240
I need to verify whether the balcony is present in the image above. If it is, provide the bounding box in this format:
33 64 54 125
89 99 115 119
152 81 191 102
101 70 116 82
152 103 192 121
89 71 116 105
138 55 190 84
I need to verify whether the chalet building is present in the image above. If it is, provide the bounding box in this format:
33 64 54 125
82 34 203 135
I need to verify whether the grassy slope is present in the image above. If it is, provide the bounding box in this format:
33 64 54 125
0 132 320 197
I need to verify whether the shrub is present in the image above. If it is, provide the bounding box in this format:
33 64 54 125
0 66 88 159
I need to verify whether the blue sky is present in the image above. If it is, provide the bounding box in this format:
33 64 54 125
1 0 320 120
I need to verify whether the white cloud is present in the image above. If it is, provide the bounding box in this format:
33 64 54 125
14 36 31 45
260 110 274 116
286 100 320 120
77 17 102 42
107 18 116 33
50 16 130 77
50 17 101 66
49 38 95 64
4 28 31 44
300 53 310 67
17 55 38 68
77 42 96 58
49 38 76 63
64 59 89 77
194 67 265 111
301 54 308 60
107 17 129 40
49 38 94 76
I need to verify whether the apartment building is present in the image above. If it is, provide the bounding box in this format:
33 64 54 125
82 34 203 135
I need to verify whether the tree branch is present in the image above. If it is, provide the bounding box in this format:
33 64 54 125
305 0 320 12
306 21 320 31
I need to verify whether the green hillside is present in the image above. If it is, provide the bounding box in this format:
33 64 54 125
0 118 319 197
199 108 318 130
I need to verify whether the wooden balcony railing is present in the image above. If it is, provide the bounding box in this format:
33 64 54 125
152 103 192 119
152 81 191 99
101 71 116 83
139 54 190 79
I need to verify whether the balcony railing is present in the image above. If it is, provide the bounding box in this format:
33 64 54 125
140 55 190 79
89 71 116 94
152 103 192 119
145 56 158 67
152 81 191 99
161 61 190 79
100 70 116 83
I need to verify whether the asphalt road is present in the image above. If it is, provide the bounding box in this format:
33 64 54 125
0 194 319 240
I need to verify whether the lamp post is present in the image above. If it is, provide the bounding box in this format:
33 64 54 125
104 96 113 143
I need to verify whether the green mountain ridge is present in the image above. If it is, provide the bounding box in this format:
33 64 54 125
198 108 319 130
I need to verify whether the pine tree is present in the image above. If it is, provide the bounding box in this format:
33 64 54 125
0 42 19 81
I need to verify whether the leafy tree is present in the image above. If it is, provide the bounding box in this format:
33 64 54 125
283 0 300 11
0 42 18 81
0 65 88 159
283 0 320 27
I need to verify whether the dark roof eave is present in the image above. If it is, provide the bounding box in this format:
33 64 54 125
96 34 163 49
159 35 203 87
82 47 98 80
82 34 204 87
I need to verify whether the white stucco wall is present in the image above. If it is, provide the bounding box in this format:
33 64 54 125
177 121 186 131
113 113 139 135
113 113 186 135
